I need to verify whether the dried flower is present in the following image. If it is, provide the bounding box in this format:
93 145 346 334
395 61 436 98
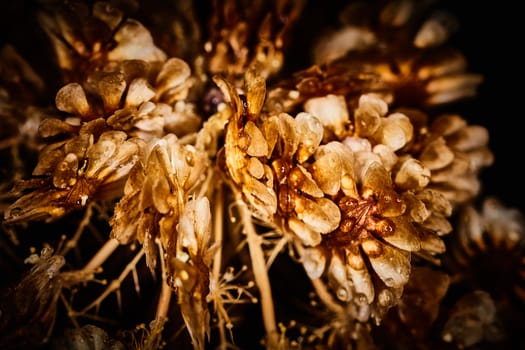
0 1 520 349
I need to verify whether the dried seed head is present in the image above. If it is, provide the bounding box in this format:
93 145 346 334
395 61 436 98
5 128 141 223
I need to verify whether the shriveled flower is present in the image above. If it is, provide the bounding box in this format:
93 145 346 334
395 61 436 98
109 134 212 349
404 109 494 208
172 197 214 350
221 70 450 323
313 0 460 64
4 119 142 223
441 290 506 348
56 57 200 138
110 134 209 267
37 0 166 82
264 0 481 120
204 0 305 84
446 197 525 304
0 248 66 349
0 1 518 349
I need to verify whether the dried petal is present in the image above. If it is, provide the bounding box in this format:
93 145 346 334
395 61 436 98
362 238 411 288
55 83 91 116
295 196 341 234
304 94 349 138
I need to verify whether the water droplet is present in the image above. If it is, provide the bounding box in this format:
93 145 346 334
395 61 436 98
336 286 350 301
355 293 369 305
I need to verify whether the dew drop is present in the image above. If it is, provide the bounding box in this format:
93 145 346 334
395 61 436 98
336 286 350 301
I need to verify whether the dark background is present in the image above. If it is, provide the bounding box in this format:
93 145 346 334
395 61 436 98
442 0 525 212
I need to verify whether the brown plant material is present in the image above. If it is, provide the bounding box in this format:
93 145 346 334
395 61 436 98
38 0 166 83
204 0 306 84
0 1 521 350
0 248 72 350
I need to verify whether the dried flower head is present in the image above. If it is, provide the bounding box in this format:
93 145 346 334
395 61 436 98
0 0 519 349
204 0 305 83
38 1 166 82
220 70 453 324
4 123 142 223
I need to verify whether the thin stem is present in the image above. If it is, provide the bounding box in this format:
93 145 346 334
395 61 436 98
212 183 224 283
310 278 344 314
81 248 145 314
81 238 120 274
294 242 344 314
233 189 278 348
211 183 230 347
60 202 94 257
155 239 172 320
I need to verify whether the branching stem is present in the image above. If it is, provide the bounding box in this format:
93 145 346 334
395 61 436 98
81 238 120 274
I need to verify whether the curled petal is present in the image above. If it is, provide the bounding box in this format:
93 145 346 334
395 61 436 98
98 73 127 113
374 112 413 151
304 94 349 138
362 238 411 288
289 217 322 247
354 94 388 137
295 196 341 234
302 247 326 279
156 57 192 100
55 83 91 117
125 78 156 107
395 157 431 190
108 19 167 62
419 137 454 170
346 250 375 304
295 112 324 163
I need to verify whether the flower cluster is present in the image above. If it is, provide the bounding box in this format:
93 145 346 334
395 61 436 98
0 1 522 350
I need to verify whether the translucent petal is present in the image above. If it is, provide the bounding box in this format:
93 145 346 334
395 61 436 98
289 217 322 247
55 83 91 116
125 78 156 107
419 138 454 170
295 196 341 234
346 250 375 304
52 153 79 189
98 73 126 112
295 112 324 163
304 94 349 138
362 238 411 288
302 247 326 279
245 121 268 157
395 157 431 190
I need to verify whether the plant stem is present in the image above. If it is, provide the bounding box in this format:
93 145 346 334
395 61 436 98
81 238 120 274
234 189 278 348
155 239 172 320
